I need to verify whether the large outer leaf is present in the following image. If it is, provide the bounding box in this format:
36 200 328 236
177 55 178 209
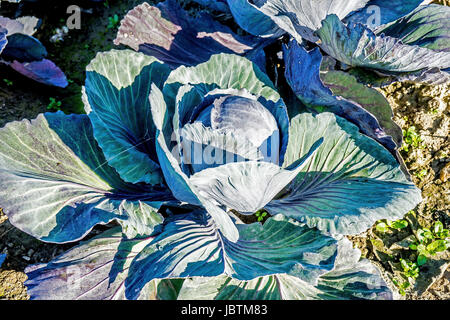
0 112 172 243
189 139 321 214
344 0 425 29
9 59 68 88
226 0 284 38
283 41 399 153
0 16 40 36
235 0 369 42
164 53 282 106
85 49 171 185
265 112 422 235
114 0 267 70
1 33 46 62
320 70 402 149
178 238 392 300
124 212 338 299
25 227 180 300
376 4 450 52
316 14 450 73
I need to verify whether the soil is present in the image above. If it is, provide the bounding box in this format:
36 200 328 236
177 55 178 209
0 0 449 300
349 82 450 300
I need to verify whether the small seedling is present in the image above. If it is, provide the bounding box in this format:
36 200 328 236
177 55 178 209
429 107 439 115
107 15 119 29
400 258 420 280
3 79 13 86
255 210 268 222
401 126 423 152
376 219 408 233
47 97 62 111
409 221 450 265
414 169 428 181
392 278 410 296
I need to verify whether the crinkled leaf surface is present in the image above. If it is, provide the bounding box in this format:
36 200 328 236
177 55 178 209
85 49 171 185
376 4 450 52
178 237 392 300
283 41 399 152
0 16 40 36
25 227 180 300
114 0 267 70
235 0 369 42
265 112 422 235
124 212 338 299
9 59 68 87
344 0 425 29
164 53 282 107
0 112 172 243
316 15 450 73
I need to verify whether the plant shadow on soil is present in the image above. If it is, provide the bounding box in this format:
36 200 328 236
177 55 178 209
0 0 449 300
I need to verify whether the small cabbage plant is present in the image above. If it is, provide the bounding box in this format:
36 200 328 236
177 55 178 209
0 15 68 87
0 0 425 300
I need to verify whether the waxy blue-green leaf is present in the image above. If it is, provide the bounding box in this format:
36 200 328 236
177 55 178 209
320 70 403 149
189 139 321 214
164 53 282 106
1 33 46 62
163 53 290 165
316 15 450 73
376 4 450 52
9 58 68 88
114 0 267 71
85 49 171 185
150 83 240 242
25 227 180 300
344 0 425 29
228 0 369 42
283 41 401 153
226 0 284 38
0 112 172 243
124 212 338 299
180 121 264 173
178 238 392 300
265 112 422 235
